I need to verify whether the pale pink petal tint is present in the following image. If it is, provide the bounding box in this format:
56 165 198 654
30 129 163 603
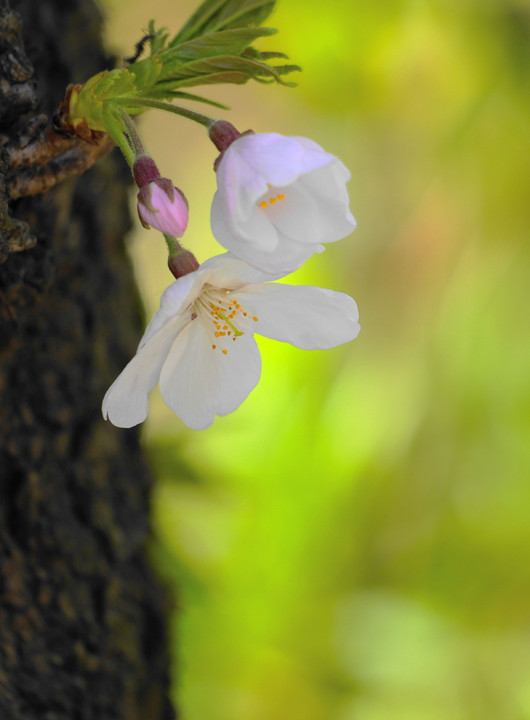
211 133 357 273
137 179 189 237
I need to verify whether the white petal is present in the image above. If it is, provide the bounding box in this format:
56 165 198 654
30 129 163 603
102 314 187 427
218 134 336 202
211 194 323 273
210 331 261 418
138 272 203 348
232 234 323 274
232 284 360 350
200 252 286 286
159 318 261 430
257 161 355 246
300 155 351 198
211 192 279 253
297 160 357 242
263 182 324 244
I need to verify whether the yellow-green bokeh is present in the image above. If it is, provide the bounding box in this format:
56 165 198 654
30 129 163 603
103 2 530 718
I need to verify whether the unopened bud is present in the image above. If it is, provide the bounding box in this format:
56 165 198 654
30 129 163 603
132 155 160 187
137 179 189 237
168 249 200 279
208 120 254 171
209 120 242 152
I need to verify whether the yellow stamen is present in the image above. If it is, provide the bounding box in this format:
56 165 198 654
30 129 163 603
197 287 253 349
258 190 286 209
222 349 228 355
216 309 243 337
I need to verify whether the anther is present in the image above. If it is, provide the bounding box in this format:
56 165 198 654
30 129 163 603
222 349 228 355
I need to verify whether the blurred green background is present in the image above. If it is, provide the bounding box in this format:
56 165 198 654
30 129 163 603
103 1 530 718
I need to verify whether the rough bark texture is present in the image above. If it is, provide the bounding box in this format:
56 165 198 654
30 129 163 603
0 1 175 718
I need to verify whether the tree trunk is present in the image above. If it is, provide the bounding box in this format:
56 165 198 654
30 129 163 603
0 1 175 718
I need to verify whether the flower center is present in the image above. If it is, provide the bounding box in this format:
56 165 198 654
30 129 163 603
258 184 286 209
195 287 258 355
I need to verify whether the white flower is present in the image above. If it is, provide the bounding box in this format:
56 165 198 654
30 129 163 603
210 133 356 273
102 254 360 430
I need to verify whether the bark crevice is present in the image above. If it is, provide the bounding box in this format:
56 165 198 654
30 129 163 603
0 2 175 718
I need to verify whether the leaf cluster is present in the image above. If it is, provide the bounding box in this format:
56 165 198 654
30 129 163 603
127 0 300 108
67 0 300 137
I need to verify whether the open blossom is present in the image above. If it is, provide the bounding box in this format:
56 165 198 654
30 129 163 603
210 133 356 273
102 254 360 431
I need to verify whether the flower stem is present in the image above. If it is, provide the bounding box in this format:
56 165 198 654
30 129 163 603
112 97 215 129
114 105 145 159
164 234 180 256
102 103 135 167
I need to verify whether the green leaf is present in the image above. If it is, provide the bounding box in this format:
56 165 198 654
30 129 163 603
153 72 252 88
148 90 230 110
159 27 277 67
130 6 300 96
91 68 137 100
151 54 299 89
127 56 164 89
171 0 276 45
218 0 275 31
243 47 290 61
147 21 170 56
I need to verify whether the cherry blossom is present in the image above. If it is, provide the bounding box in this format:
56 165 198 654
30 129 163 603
210 133 356 273
102 254 360 430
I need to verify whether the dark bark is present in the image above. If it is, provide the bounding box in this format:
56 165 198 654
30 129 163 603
0 1 175 718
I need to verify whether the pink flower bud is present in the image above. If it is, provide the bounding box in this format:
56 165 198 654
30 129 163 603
208 120 243 153
137 179 189 237
208 120 254 171
132 155 160 187
167 249 200 280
